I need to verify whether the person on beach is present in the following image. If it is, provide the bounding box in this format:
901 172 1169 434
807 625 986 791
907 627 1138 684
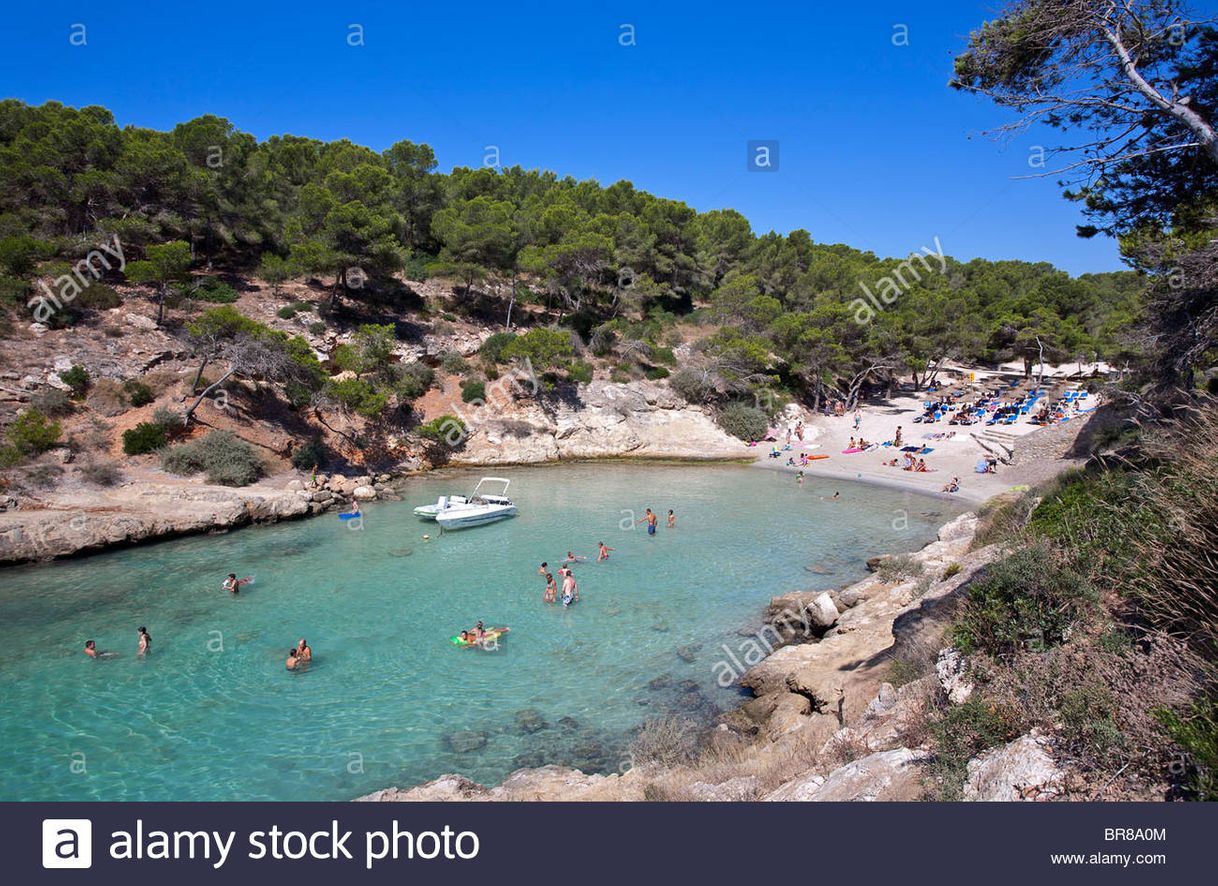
286 649 298 671
893 426 904 447
853 408 861 431
638 508 658 535
597 542 614 561
942 477 960 493
296 638 312 663
544 571 558 604
795 421 804 442
667 510 676 528
137 626 151 656
309 463 318 487
914 458 929 473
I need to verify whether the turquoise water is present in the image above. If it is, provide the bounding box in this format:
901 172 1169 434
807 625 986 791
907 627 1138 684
0 464 961 801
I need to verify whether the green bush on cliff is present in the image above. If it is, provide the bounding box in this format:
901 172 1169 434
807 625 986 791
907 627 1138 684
161 430 263 486
950 542 1096 656
58 365 90 398
715 402 768 441
416 414 467 448
460 378 486 403
122 379 154 407
479 331 517 364
122 421 167 455
6 409 62 456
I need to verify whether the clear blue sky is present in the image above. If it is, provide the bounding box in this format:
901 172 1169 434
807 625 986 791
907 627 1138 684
1 1 1131 275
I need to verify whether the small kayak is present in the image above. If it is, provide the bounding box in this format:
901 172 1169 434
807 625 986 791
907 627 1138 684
450 627 510 647
338 512 361 520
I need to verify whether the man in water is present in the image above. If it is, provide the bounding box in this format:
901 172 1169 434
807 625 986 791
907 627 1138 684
286 649 298 670
562 570 579 604
296 638 312 663
565 551 586 563
84 640 98 658
223 573 250 594
137 626 151 656
537 561 549 576
822 491 841 502
638 508 658 535
597 542 614 561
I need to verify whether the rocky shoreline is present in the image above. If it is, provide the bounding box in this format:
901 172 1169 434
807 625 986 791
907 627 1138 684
0 378 749 566
357 508 1065 802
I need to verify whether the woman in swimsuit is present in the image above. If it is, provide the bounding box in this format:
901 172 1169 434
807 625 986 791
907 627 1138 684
544 572 558 604
597 542 614 561
137 626 151 656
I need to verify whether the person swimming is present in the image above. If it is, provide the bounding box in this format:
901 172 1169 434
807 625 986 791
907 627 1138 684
84 639 98 659
296 638 312 663
597 542 614 561
537 561 549 576
286 648 298 670
565 551 586 563
223 573 251 594
667 510 676 528
137 626 151 656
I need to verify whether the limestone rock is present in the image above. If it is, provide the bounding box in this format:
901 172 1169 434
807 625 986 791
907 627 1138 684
352 485 378 501
935 647 974 704
963 733 1064 801
767 748 930 801
684 776 760 801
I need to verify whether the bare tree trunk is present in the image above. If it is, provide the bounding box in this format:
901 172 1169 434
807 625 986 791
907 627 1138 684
189 354 211 395
183 366 235 424
156 283 167 326
505 274 517 329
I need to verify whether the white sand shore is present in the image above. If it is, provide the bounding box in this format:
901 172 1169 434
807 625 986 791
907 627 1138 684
752 386 1095 504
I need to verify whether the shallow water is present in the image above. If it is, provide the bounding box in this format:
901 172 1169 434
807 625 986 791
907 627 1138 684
0 463 962 800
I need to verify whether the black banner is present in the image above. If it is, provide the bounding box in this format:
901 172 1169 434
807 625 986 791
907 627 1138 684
6 802 1212 884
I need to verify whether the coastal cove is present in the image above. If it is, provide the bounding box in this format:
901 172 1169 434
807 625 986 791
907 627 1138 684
0 462 962 802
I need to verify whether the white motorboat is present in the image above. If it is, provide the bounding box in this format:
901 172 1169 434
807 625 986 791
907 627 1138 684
434 477 517 529
413 493 471 520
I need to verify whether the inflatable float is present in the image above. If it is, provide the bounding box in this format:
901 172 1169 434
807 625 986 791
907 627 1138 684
450 627 510 647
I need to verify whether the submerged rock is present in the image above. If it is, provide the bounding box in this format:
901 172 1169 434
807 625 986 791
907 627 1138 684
515 708 548 734
444 730 488 754
646 674 673 691
675 644 700 662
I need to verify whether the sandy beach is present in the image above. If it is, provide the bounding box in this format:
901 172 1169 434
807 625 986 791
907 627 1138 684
752 376 1097 504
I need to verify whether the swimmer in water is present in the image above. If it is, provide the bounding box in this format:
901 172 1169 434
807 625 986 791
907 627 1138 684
637 508 658 536
537 561 549 576
562 570 579 604
822 491 841 502
286 648 298 670
223 573 251 594
667 510 676 528
347 500 361 517
565 551 586 563
296 638 312 663
797 471 805 486
137 626 151 656
597 542 614 561
544 571 558 604
84 639 98 659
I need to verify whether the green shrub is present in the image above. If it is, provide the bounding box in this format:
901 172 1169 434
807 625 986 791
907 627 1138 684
77 283 122 311
290 438 327 471
6 409 62 456
58 365 90 398
589 326 617 357
479 331 518 364
30 387 74 417
416 414 467 448
568 361 594 384
951 542 1096 656
324 377 388 418
610 368 632 384
122 422 167 455
0 274 30 307
439 350 469 374
716 402 768 441
928 699 1023 800
941 562 963 580
644 366 670 380
651 346 677 366
189 279 239 303
670 367 717 404
393 362 434 401
122 379 154 407
277 301 312 320
151 406 184 435
1156 698 1218 801
460 379 486 403
307 321 327 336
1059 685 1125 756
161 430 263 486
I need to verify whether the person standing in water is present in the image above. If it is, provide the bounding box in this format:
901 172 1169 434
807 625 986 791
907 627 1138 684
137 626 151 656
638 508 658 535
286 649 298 671
296 638 312 663
667 510 676 528
543 571 558 604
597 542 614 561
561 570 579 606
